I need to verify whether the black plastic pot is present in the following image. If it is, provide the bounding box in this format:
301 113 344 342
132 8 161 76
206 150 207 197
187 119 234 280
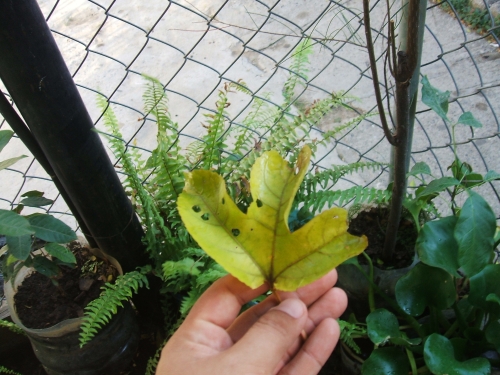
3 249 140 375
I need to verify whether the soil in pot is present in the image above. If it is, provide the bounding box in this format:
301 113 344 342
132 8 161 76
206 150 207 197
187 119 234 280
13 242 118 329
347 206 417 269
337 206 419 320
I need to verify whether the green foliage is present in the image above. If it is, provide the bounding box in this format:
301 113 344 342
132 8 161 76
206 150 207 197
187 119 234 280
302 186 392 213
338 319 367 355
0 190 76 281
352 77 500 375
0 320 25 336
441 0 500 38
0 366 22 375
162 247 227 316
79 266 151 347
0 130 27 171
97 38 382 357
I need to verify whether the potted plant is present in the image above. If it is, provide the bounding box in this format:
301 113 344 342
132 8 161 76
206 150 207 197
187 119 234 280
333 72 500 374
0 130 141 375
80 38 385 372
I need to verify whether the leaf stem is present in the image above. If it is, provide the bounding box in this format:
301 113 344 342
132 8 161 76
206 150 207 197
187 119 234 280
406 348 418 375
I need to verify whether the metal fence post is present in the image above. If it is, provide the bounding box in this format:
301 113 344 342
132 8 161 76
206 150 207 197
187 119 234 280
0 0 147 272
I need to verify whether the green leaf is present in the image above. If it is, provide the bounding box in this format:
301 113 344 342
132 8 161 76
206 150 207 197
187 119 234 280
0 209 33 236
416 177 460 199
362 347 409 375
484 170 500 182
454 192 495 277
27 214 77 243
485 320 500 352
0 130 14 153
177 146 368 291
416 216 460 277
469 264 500 315
6 234 32 261
21 190 44 198
457 112 482 128
424 334 490 375
44 243 76 264
396 262 456 316
0 155 27 171
462 173 483 188
20 196 54 207
421 76 450 121
366 309 421 347
407 161 431 177
32 256 60 278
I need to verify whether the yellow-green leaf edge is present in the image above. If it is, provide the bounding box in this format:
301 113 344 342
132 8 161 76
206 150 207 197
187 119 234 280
177 146 368 291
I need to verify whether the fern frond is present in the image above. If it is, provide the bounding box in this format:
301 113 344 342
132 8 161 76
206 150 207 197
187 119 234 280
319 112 373 146
303 186 392 214
283 38 313 107
145 339 166 375
200 90 230 171
180 289 202 316
0 319 25 336
0 366 22 375
338 320 367 355
79 266 151 347
97 96 177 260
141 75 187 231
302 162 386 193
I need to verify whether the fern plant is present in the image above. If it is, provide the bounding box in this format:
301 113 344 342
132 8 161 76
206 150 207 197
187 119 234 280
85 37 388 362
79 265 151 346
0 366 22 375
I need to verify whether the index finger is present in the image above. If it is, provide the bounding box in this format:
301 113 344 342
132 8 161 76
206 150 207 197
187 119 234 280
183 274 268 329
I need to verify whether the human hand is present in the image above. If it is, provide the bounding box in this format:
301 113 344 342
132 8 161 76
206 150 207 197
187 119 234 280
156 269 347 375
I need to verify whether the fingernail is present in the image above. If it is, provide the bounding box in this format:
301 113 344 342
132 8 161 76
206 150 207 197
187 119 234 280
274 299 304 319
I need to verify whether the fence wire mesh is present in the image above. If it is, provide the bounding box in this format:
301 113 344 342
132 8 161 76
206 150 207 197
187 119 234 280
1 0 500 231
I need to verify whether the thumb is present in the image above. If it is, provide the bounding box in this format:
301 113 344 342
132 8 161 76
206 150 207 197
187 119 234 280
227 298 307 371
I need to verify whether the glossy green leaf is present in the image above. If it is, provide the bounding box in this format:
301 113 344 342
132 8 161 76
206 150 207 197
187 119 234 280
362 347 409 375
424 334 490 375
455 192 495 277
485 320 500 352
33 256 60 278
20 196 54 207
416 177 460 199
407 161 431 177
6 234 32 261
396 262 455 316
27 214 77 243
44 243 76 264
469 264 500 315
0 155 27 171
421 76 450 121
366 309 421 347
457 112 482 128
0 209 33 236
0 130 14 153
177 146 368 291
416 216 460 277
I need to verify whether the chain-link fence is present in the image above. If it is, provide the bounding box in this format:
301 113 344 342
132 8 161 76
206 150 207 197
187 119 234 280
1 0 499 230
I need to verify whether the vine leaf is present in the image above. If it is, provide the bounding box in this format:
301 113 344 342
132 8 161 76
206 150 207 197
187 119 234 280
177 146 368 291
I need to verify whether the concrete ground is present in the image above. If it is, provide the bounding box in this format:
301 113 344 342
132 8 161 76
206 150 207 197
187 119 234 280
1 0 499 226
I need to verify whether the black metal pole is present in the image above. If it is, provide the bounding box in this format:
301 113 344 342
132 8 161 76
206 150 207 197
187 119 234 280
0 0 147 272
0 92 98 248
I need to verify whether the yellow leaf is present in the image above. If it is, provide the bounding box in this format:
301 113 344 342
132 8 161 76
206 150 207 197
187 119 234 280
177 146 367 291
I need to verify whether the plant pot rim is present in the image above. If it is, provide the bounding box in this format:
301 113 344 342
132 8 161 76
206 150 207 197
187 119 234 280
3 243 122 338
